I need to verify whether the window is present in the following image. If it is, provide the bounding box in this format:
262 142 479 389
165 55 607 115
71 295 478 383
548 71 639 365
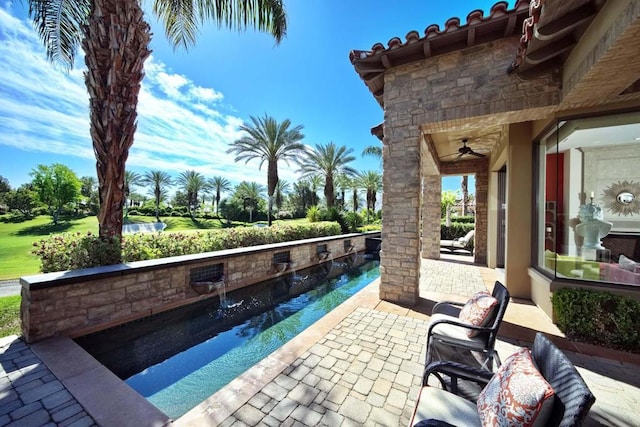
536 112 640 285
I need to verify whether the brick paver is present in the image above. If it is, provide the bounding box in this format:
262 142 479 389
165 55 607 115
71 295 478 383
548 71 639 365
217 307 427 426
2 258 640 426
0 336 96 427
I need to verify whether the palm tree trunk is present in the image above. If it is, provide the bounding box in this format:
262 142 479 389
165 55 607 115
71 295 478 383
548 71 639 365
325 176 334 208
461 175 468 216
83 0 151 238
267 162 278 226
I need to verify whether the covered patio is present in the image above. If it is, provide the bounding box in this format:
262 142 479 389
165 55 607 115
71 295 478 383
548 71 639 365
349 0 640 319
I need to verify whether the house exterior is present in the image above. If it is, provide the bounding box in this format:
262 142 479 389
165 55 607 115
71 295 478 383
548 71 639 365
350 0 640 318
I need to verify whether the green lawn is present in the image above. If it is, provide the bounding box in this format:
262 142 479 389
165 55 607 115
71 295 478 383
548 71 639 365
0 214 307 280
0 296 21 337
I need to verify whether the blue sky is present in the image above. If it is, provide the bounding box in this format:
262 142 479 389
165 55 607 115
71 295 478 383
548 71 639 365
0 1 502 195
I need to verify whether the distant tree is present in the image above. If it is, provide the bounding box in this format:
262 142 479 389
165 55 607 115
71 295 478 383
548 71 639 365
177 170 206 217
79 176 99 214
357 170 382 222
208 176 232 216
123 171 142 218
441 190 459 218
0 175 11 204
6 184 38 218
461 175 469 216
335 174 352 211
298 142 356 208
141 170 173 222
274 179 289 214
172 191 189 210
361 145 382 159
290 180 312 216
227 114 305 226
28 0 287 238
349 178 360 213
30 164 81 224
234 181 265 222
307 175 323 207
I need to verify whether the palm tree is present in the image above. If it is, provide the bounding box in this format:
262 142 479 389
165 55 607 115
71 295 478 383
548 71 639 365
298 142 356 208
177 170 206 217
227 114 305 226
308 175 323 207
124 170 142 218
208 176 232 216
358 170 382 222
349 178 360 213
141 170 173 222
335 174 352 211
236 181 265 222
461 175 469 216
274 179 289 214
362 145 382 159
28 0 287 238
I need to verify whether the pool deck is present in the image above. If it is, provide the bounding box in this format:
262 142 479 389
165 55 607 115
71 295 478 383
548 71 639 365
2 256 640 426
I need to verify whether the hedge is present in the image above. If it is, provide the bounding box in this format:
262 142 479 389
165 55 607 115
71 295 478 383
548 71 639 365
32 222 342 273
551 287 640 352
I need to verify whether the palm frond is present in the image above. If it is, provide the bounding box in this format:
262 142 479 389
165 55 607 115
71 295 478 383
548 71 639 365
29 0 91 70
157 0 287 49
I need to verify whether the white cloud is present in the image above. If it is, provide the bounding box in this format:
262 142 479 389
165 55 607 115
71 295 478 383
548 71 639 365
0 6 289 190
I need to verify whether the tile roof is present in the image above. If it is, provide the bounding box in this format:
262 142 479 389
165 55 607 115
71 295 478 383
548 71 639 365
349 0 604 107
349 1 531 106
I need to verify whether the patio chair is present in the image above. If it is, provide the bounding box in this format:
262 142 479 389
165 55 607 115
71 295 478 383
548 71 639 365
425 281 509 369
409 333 596 427
440 230 474 253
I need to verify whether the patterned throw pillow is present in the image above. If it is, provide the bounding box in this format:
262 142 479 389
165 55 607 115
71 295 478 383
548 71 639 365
477 348 555 427
458 291 498 337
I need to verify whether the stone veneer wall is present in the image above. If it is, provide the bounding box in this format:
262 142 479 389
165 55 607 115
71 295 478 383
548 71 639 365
380 36 559 305
20 233 376 343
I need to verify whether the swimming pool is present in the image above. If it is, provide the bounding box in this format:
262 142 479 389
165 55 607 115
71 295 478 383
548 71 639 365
75 258 380 419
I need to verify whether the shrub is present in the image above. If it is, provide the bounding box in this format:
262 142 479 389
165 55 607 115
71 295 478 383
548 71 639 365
306 206 321 222
34 222 342 272
551 287 640 352
344 211 363 232
32 232 121 272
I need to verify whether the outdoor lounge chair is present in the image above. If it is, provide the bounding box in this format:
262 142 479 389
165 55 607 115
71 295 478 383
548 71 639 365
409 333 596 427
440 230 474 253
425 281 509 369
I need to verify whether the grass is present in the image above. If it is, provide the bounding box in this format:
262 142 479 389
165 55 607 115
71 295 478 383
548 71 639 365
0 296 21 337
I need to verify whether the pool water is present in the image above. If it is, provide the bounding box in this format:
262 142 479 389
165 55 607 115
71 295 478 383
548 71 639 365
76 259 380 419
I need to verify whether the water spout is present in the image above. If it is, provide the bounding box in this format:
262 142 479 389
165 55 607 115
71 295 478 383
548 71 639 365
215 276 243 309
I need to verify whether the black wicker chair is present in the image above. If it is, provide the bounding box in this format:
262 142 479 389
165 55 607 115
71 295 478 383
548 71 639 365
425 281 510 369
409 333 596 427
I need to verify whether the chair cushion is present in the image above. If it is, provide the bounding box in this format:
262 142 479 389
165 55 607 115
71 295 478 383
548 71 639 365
619 254 639 272
477 348 555 427
430 313 486 347
412 386 481 427
459 291 498 337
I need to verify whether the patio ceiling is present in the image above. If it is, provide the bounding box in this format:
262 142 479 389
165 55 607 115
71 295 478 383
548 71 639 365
428 124 507 163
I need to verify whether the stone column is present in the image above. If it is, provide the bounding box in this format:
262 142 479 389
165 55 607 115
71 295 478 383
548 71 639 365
380 122 422 305
422 175 442 259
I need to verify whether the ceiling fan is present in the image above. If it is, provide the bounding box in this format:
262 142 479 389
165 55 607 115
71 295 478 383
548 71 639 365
443 138 487 160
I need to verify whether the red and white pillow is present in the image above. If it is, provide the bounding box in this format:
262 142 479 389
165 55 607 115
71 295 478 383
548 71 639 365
459 291 498 337
477 348 555 427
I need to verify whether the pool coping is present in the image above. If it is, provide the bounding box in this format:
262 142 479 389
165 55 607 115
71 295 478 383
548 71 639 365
30 336 171 427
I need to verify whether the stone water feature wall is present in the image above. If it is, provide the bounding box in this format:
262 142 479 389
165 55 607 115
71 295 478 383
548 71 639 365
20 233 378 343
